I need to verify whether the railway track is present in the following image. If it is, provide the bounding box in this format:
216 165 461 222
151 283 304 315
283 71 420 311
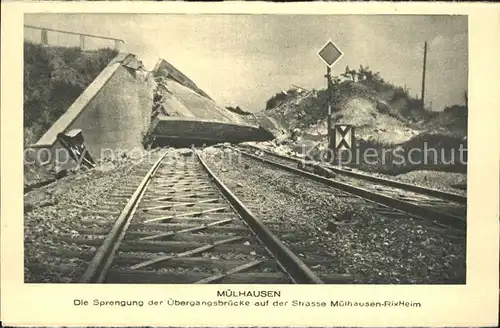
239 144 466 203
77 148 357 284
233 144 466 231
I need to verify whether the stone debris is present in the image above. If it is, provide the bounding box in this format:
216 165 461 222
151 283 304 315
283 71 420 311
179 148 193 157
326 221 338 233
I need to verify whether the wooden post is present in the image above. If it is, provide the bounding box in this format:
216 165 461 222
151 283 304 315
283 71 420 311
421 41 427 110
114 40 122 51
41 29 48 46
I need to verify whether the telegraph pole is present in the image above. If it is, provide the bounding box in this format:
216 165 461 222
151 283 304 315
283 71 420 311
421 41 427 111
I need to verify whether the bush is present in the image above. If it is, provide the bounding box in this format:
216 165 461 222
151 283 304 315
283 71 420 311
391 87 409 101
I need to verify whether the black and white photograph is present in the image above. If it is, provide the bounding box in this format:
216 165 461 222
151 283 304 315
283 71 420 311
22 14 469 285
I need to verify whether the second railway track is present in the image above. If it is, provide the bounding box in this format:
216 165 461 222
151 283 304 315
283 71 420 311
235 144 466 231
78 148 357 284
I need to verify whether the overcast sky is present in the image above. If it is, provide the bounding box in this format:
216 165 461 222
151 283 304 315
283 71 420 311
25 14 468 112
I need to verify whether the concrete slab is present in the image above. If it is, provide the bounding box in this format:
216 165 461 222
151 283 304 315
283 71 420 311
153 58 212 100
27 53 274 167
149 116 275 147
149 60 275 145
161 79 245 124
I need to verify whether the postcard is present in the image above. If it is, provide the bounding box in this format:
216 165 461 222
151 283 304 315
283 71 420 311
1 1 499 327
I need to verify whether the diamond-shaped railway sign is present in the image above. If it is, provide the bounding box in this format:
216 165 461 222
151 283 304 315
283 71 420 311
317 40 343 67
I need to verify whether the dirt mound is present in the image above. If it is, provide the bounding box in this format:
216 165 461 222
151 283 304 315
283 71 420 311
421 105 467 138
258 76 466 146
253 71 467 175
259 86 422 146
330 97 420 144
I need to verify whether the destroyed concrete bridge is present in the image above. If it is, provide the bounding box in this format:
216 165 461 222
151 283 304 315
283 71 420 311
28 53 275 167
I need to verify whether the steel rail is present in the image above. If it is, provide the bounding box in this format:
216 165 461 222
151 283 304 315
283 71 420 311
196 151 324 284
234 147 465 230
80 151 168 283
241 144 466 204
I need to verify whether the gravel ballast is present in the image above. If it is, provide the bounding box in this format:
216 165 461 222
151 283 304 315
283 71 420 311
24 150 163 283
201 147 466 284
247 143 467 196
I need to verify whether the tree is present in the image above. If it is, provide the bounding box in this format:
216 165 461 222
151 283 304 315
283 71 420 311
357 65 366 81
349 68 357 82
341 66 351 80
341 65 357 82
356 65 383 83
358 65 374 81
365 70 374 82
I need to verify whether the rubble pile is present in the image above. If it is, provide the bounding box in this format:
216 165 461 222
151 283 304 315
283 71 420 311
151 76 172 119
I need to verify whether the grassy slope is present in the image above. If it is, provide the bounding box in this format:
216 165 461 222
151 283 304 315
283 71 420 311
24 42 118 146
24 42 118 186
